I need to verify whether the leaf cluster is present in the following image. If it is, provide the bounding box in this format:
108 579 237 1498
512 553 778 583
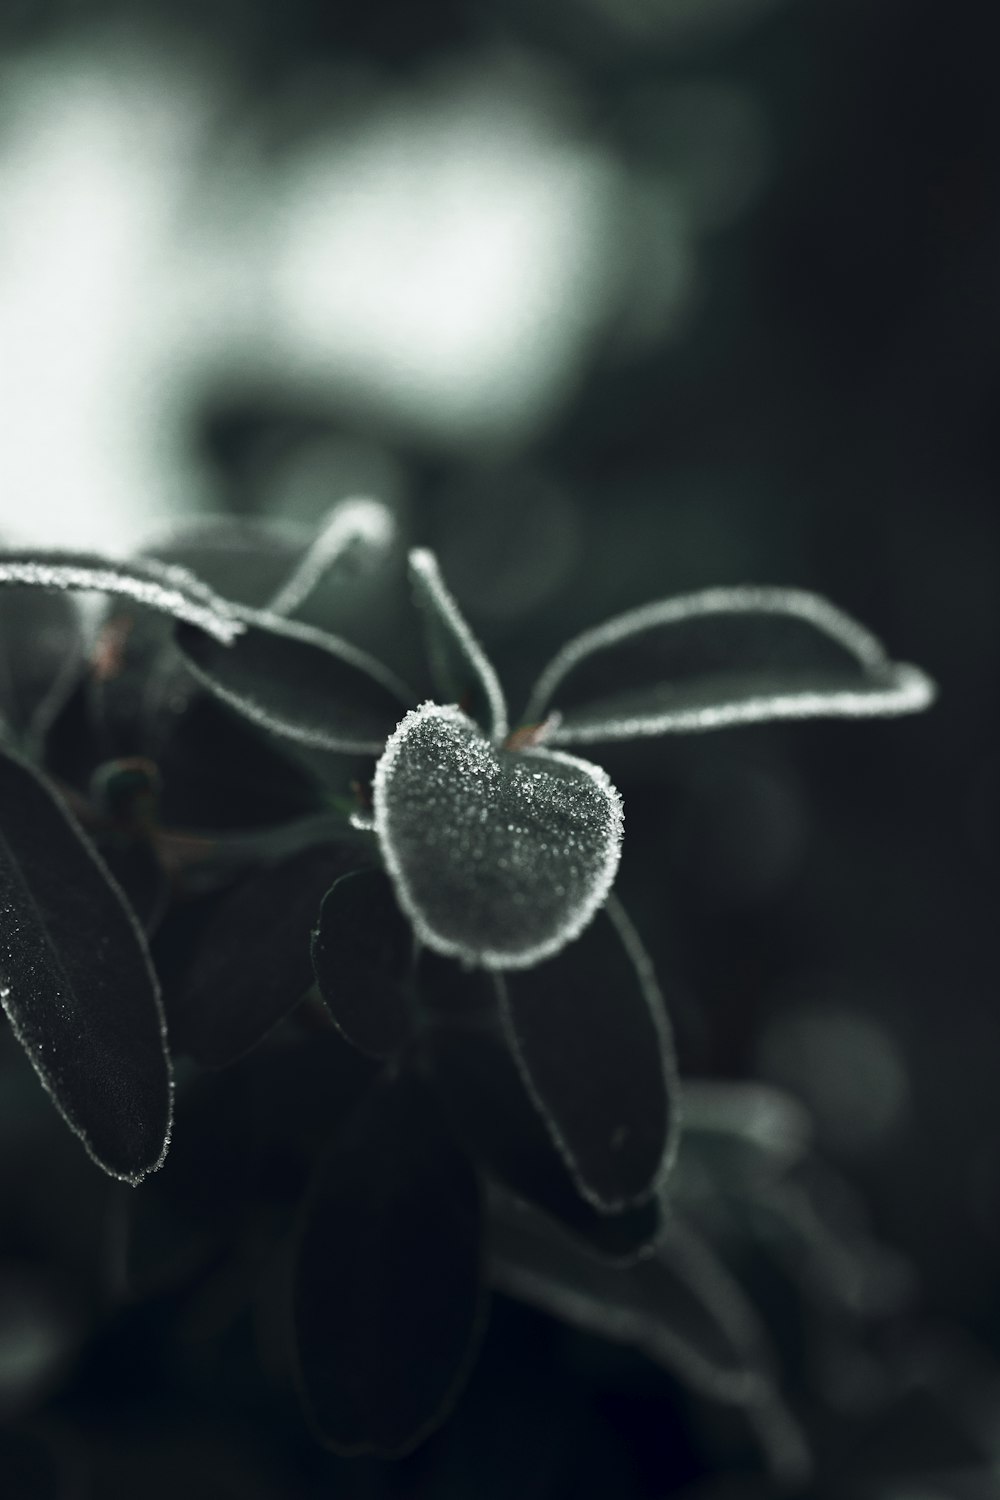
0 506 935 1460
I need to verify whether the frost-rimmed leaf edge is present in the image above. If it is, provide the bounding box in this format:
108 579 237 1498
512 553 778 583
0 550 245 644
269 498 397 617
523 584 937 743
372 702 624 971
408 548 508 743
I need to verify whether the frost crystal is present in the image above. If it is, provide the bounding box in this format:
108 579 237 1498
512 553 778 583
373 702 623 969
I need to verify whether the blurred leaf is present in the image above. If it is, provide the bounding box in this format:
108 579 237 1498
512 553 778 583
497 897 679 1212
488 1197 811 1486
678 1081 814 1188
292 1074 485 1456
141 515 310 610
311 869 412 1059
168 844 361 1067
269 499 397 617
373 703 623 969
175 608 411 755
524 586 935 744
0 588 83 755
421 955 663 1262
409 549 508 741
0 747 171 1183
0 549 244 643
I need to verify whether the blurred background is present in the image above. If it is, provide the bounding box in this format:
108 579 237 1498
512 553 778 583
1 0 998 1494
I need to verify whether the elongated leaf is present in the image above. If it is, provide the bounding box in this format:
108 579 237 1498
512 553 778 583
269 499 397 617
0 588 83 754
409 549 508 741
523 585 936 745
0 748 171 1183
175 608 412 755
678 1080 813 1186
373 703 623 969
311 869 412 1059
497 897 678 1212
292 1074 485 1456
167 844 361 1067
140 514 309 608
488 1197 812 1486
0 550 244 644
421 955 662 1262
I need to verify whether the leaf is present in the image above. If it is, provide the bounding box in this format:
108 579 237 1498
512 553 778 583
497 897 679 1212
409 549 508 741
175 607 412 755
523 585 936 745
140 514 310 609
488 1199 812 1487
678 1080 814 1186
0 549 244 644
373 703 623 969
421 954 663 1263
0 588 84 754
0 747 172 1184
268 499 397 617
311 869 412 1059
292 1074 485 1456
167 844 361 1067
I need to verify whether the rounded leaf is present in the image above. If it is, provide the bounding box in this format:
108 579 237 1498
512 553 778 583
373 703 623 969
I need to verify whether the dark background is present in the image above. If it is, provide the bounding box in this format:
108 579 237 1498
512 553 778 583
1 0 998 1495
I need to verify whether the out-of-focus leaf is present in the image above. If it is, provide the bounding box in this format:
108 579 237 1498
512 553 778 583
0 588 83 754
421 954 662 1262
168 844 362 1067
0 549 244 643
497 897 678 1212
311 869 412 1059
292 1074 484 1456
175 608 412 755
141 515 310 610
409 549 508 741
0 747 171 1184
523 586 935 745
373 703 623 969
488 1195 812 1486
678 1081 813 1189
268 499 397 617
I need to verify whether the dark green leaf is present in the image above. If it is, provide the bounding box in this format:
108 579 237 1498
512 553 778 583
0 747 171 1183
175 608 412 755
373 703 623 969
488 1198 811 1486
524 586 935 745
421 955 662 1263
141 515 309 609
292 1074 485 1456
311 869 412 1059
0 588 83 754
497 897 679 1212
409 549 507 740
168 844 361 1067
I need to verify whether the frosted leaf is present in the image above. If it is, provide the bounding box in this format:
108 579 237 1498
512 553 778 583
268 498 397 617
373 703 623 970
496 897 680 1212
488 1196 812 1486
175 605 413 755
409 548 508 742
523 585 936 744
0 549 245 644
311 869 413 1060
0 745 172 1184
